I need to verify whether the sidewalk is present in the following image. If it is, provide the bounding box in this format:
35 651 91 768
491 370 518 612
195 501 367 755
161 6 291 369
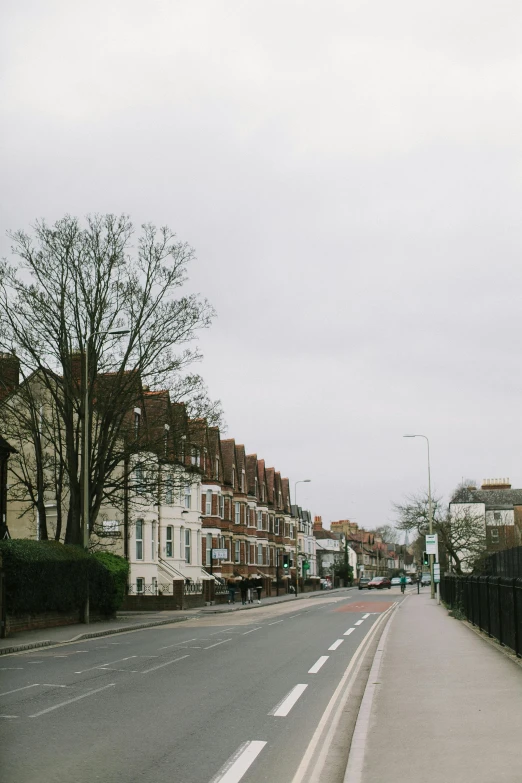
354 592 522 783
0 586 348 654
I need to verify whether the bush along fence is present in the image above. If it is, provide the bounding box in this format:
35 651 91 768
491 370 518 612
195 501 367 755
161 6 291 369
0 539 129 637
441 574 522 658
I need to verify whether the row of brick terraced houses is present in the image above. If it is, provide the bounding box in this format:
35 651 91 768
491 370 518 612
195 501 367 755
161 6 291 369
0 354 318 598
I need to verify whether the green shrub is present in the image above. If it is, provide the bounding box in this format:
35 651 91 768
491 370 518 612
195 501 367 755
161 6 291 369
0 539 126 617
93 551 129 609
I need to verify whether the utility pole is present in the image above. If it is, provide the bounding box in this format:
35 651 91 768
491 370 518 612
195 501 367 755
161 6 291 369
404 434 435 599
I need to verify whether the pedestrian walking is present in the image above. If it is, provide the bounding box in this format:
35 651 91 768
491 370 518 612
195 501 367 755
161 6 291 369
417 574 420 594
255 579 262 604
227 577 236 604
240 578 248 605
247 578 254 604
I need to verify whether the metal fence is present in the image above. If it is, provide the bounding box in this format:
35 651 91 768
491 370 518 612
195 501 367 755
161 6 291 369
214 581 229 595
441 575 522 658
484 546 522 578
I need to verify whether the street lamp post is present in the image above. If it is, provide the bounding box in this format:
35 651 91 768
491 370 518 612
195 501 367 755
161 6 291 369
83 328 129 623
294 480 311 598
404 434 435 599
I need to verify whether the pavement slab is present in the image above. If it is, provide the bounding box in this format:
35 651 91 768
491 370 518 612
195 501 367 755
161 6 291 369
358 593 522 783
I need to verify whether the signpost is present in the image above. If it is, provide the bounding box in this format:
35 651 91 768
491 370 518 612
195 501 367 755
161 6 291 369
433 563 440 583
425 534 438 557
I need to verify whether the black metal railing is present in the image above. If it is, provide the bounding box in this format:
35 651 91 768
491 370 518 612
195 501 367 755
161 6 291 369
440 574 522 657
484 546 522 578
214 582 228 595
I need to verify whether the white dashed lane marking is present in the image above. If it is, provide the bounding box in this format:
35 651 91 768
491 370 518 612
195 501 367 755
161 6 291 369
328 639 344 651
209 740 267 783
269 684 308 717
344 628 355 636
308 656 329 674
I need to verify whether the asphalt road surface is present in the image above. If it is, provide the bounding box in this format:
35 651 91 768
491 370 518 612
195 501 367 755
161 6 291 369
0 588 408 783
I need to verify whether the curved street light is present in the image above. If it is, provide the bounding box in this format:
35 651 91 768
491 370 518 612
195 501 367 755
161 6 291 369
403 434 435 599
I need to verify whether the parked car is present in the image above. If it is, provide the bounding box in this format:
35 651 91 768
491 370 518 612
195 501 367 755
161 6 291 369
390 577 401 586
358 576 371 590
368 576 392 590
421 573 431 586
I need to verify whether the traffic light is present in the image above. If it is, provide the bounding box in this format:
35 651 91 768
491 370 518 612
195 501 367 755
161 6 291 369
283 554 289 569
423 551 429 565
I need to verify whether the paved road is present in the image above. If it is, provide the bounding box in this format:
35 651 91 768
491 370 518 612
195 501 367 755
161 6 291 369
0 588 407 783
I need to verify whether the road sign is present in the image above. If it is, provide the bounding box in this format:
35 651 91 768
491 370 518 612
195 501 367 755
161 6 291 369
212 548 228 559
425 534 438 556
433 563 441 583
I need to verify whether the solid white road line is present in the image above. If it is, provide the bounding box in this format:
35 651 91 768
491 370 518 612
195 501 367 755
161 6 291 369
209 740 267 783
204 639 232 650
344 628 355 636
362 613 370 619
75 655 137 674
308 656 329 674
291 605 396 783
242 627 262 635
0 683 40 698
354 620 363 626
343 605 398 783
29 683 115 718
141 654 189 674
270 684 308 717
328 639 344 651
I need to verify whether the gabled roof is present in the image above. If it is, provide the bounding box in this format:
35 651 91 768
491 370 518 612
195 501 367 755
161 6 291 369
246 454 258 497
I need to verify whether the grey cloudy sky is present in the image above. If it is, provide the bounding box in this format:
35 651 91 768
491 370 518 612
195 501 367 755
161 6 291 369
2 1 522 530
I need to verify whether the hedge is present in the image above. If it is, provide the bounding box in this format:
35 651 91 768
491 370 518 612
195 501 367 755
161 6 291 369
0 540 128 617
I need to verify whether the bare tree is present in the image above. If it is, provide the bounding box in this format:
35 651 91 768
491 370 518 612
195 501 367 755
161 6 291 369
0 214 222 545
373 524 401 544
393 489 487 574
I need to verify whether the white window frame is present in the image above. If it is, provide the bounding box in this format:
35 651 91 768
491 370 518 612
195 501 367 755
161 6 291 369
136 577 144 594
219 494 224 519
185 528 191 563
275 517 280 535
206 533 212 566
166 526 173 557
235 502 240 525
257 510 262 530
184 483 192 509
136 519 144 560
206 490 212 515
235 540 240 563
257 543 263 565
151 521 156 561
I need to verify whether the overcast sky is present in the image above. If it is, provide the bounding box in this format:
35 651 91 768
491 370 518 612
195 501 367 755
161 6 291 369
2 1 522 530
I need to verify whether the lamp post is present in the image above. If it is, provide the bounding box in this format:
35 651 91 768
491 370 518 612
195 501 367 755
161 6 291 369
83 328 129 623
294 480 311 598
404 434 435 599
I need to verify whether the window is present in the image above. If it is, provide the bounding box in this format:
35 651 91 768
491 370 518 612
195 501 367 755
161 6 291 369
257 510 262 530
151 521 156 560
185 529 191 563
290 524 294 540
494 511 501 521
164 424 170 456
165 476 174 505
134 408 141 438
206 533 212 566
235 502 240 524
166 526 173 557
136 519 144 560
134 465 145 495
275 518 280 535
235 540 240 563
184 484 192 509
219 535 225 551
214 456 220 480
206 490 212 515
258 544 263 564
219 494 224 519
241 470 246 492
246 543 250 564
136 577 144 594
191 447 200 467
491 529 499 542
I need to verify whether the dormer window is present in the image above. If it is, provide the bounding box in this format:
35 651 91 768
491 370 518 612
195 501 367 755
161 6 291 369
241 469 246 492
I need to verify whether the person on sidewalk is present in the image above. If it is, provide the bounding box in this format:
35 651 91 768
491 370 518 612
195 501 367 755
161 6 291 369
400 574 407 594
255 579 262 604
247 578 254 604
240 578 248 605
227 578 236 604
